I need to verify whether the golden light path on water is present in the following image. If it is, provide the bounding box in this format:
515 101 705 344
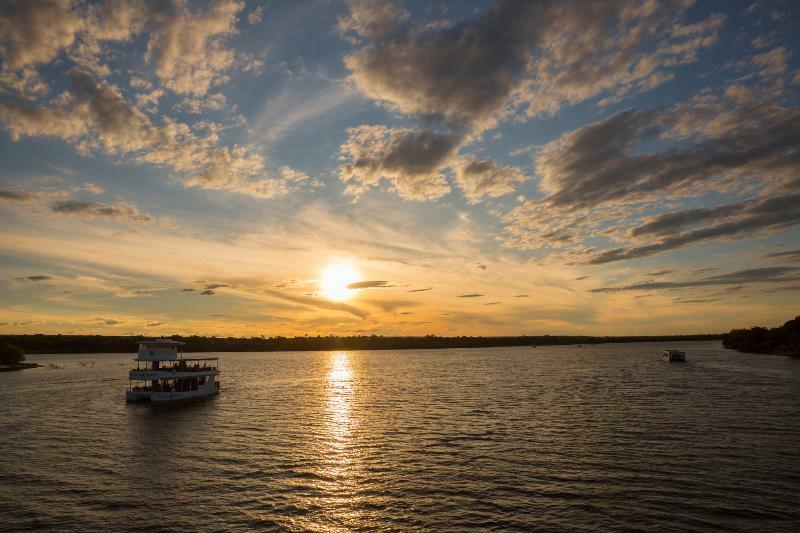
327 351 354 444
320 351 363 530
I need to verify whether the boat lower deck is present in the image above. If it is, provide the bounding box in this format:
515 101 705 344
126 378 220 403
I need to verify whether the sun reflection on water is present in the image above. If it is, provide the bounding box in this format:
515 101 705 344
327 351 353 443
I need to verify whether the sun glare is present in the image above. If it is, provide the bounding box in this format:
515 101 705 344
321 264 361 301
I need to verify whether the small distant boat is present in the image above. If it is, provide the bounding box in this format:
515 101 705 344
126 339 220 403
662 349 686 362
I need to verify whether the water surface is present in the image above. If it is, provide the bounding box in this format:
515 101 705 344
1 341 799 531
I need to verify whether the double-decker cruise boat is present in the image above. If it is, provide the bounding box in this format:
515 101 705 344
126 339 220 403
662 349 687 362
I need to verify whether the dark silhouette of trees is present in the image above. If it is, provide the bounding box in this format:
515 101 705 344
722 316 800 357
0 343 25 364
0 333 720 354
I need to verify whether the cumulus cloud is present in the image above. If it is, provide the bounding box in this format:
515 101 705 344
0 0 83 70
517 7 725 117
337 0 408 41
338 125 459 200
342 1 722 131
143 0 243 96
338 125 526 202
342 1 546 130
247 5 265 25
454 157 526 203
1 70 308 200
0 2 296 201
1 1 244 97
0 68 158 154
591 267 800 292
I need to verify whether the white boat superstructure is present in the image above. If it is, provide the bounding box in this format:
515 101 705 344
662 349 687 362
126 339 220 403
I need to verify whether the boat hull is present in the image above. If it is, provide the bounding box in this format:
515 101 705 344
126 381 220 403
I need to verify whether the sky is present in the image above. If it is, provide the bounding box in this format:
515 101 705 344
0 0 799 337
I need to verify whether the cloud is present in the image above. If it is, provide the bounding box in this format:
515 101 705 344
50 199 156 223
247 5 265 25
146 321 165 327
0 189 38 201
338 124 525 202
0 68 158 154
337 0 408 42
0 1 244 97
764 248 800 261
590 267 800 292
752 46 789 77
589 193 800 264
180 288 195 292
454 157 526 203
0 0 84 70
484 301 502 306
0 70 308 200
342 1 544 130
503 89 800 260
204 283 228 290
94 316 122 325
347 280 390 289
457 293 484 298
259 287 368 319
15 275 52 282
342 1 721 131
338 125 459 200
513 294 528 297
200 289 216 295
517 8 725 118
144 0 244 96
408 287 432 292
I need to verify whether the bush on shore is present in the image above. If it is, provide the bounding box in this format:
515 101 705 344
0 343 26 365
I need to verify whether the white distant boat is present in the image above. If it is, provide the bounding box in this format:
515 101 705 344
126 339 220 403
662 349 687 362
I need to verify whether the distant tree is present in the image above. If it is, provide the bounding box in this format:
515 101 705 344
0 343 25 365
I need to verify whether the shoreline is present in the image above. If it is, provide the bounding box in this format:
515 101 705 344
0 363 43 372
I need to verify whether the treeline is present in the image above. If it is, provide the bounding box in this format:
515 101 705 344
0 333 721 354
722 316 800 357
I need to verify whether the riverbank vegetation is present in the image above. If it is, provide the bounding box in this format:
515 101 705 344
0 333 721 354
722 316 800 357
0 342 40 371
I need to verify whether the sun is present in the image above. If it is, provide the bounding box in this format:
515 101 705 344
321 264 361 301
